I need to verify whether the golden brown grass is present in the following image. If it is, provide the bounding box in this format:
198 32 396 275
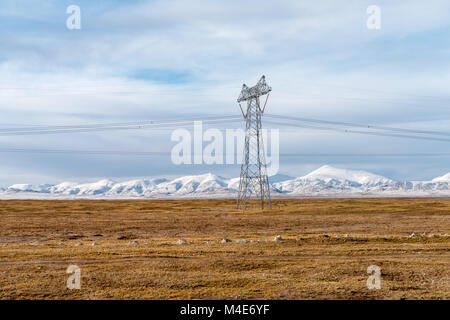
0 198 449 299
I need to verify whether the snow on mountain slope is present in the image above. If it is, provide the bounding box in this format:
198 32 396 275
7 184 52 193
302 165 394 185
0 166 448 199
227 177 240 190
432 172 450 182
152 173 229 195
7 184 36 192
68 179 116 196
107 178 168 196
49 182 78 194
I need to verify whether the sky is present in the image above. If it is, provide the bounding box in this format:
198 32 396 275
1 0 450 186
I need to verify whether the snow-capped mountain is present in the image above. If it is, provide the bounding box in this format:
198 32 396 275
273 165 402 194
0 165 448 199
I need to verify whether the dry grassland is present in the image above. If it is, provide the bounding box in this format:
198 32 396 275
0 198 449 299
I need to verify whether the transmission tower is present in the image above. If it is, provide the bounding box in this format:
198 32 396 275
236 75 272 210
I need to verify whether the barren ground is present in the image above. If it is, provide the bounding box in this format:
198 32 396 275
0 198 449 299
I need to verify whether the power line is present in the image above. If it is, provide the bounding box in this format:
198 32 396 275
264 120 450 143
1 112 449 144
0 115 240 131
265 114 450 137
0 116 242 136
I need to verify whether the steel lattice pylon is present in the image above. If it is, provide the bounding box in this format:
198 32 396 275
236 75 272 210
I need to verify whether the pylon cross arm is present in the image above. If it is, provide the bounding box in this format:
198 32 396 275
237 75 272 103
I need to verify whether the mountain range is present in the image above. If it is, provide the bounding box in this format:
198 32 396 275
1 165 449 199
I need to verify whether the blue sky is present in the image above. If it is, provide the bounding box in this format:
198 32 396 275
1 0 450 186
